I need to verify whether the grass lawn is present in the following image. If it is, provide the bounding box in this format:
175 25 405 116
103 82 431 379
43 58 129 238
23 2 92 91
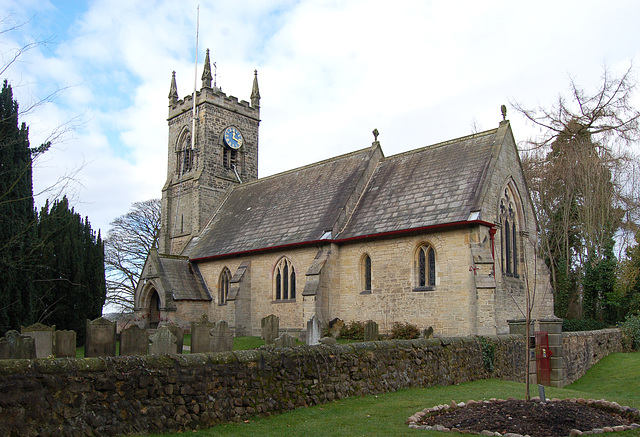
142 351 640 437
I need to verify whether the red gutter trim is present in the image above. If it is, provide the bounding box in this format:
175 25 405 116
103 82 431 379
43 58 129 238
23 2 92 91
190 220 496 263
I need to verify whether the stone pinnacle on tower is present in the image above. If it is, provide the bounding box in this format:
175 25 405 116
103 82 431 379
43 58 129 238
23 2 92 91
202 49 213 88
251 69 260 109
169 71 178 106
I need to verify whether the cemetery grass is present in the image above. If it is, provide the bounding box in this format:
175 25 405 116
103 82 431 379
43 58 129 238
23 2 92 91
145 351 640 437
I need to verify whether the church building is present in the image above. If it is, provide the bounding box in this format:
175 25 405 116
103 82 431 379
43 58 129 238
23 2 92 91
133 51 554 337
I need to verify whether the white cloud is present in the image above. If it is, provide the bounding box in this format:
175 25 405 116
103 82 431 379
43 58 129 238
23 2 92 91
2 0 640 235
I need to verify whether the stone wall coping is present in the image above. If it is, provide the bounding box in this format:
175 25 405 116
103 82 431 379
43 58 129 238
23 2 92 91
0 335 527 376
563 328 621 338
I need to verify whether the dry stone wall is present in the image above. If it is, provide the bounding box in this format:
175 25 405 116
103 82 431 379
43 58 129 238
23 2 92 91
562 328 626 385
0 336 524 436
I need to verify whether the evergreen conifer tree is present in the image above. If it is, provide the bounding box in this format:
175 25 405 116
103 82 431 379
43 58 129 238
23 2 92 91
0 80 38 334
36 197 106 342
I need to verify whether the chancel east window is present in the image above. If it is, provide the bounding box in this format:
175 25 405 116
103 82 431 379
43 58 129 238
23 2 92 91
415 244 436 290
274 257 296 301
500 186 520 277
219 267 231 305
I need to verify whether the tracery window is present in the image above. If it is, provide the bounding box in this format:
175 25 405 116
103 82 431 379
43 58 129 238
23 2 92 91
500 186 520 277
415 244 436 289
362 254 372 292
274 257 296 301
219 267 231 305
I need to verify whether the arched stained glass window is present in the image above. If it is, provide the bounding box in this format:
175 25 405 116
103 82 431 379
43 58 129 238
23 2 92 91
416 245 436 289
274 257 296 301
219 267 231 305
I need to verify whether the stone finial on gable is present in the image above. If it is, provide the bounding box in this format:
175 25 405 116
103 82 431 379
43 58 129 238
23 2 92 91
202 48 213 88
501 104 507 121
251 70 260 109
169 71 178 106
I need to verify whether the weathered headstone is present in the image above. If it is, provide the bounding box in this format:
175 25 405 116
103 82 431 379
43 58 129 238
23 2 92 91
53 330 76 358
364 320 379 342
148 326 177 355
0 330 36 359
120 325 149 356
306 315 321 346
320 336 336 345
166 324 184 354
327 318 344 338
274 333 297 348
211 320 233 352
85 317 117 357
21 323 55 358
190 314 215 353
261 314 279 345
422 326 434 339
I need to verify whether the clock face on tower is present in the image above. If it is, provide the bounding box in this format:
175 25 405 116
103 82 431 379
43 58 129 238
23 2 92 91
223 126 244 150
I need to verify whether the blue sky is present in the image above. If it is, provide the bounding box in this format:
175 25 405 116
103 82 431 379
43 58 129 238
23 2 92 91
1 0 640 235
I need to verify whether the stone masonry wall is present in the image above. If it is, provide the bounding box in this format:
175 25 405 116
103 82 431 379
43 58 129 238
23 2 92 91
0 336 524 437
562 328 626 386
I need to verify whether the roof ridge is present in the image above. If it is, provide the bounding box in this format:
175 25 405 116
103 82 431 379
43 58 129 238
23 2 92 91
385 127 499 161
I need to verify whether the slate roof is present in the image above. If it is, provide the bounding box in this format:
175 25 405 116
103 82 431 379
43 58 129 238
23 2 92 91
187 126 502 261
187 147 377 260
337 128 497 239
153 253 210 300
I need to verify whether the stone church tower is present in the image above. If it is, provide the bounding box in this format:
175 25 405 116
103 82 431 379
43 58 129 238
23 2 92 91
159 49 260 255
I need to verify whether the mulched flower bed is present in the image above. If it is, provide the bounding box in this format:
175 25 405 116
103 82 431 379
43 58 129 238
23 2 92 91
407 398 640 437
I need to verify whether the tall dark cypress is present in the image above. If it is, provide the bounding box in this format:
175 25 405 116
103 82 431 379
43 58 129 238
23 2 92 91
36 197 106 342
0 80 37 334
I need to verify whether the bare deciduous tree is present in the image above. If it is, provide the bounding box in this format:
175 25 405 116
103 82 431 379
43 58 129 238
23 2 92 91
514 66 640 320
104 199 161 312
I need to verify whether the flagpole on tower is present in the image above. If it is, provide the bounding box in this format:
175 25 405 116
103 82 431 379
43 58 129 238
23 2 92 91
191 5 199 151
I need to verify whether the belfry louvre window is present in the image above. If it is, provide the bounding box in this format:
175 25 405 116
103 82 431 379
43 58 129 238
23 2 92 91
219 267 231 305
274 257 296 301
223 147 237 169
416 245 436 289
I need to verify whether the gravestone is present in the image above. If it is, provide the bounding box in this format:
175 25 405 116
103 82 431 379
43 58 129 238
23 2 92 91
327 318 344 338
261 314 279 345
120 325 148 356
364 320 379 342
306 315 321 346
0 330 36 359
167 324 184 354
21 323 55 358
53 330 76 358
85 317 117 357
211 320 233 352
190 315 215 353
422 326 434 339
274 333 296 348
149 326 177 355
320 336 336 345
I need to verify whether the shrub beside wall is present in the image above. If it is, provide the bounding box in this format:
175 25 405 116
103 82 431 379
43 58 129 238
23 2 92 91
0 336 524 436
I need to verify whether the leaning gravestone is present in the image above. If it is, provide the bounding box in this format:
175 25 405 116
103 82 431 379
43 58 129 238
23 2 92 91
306 315 321 346
191 315 215 353
274 333 296 348
261 314 279 345
364 320 379 342
167 324 184 354
85 317 117 357
0 330 36 359
21 323 55 358
149 326 177 355
211 320 233 352
53 330 76 358
120 325 149 356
